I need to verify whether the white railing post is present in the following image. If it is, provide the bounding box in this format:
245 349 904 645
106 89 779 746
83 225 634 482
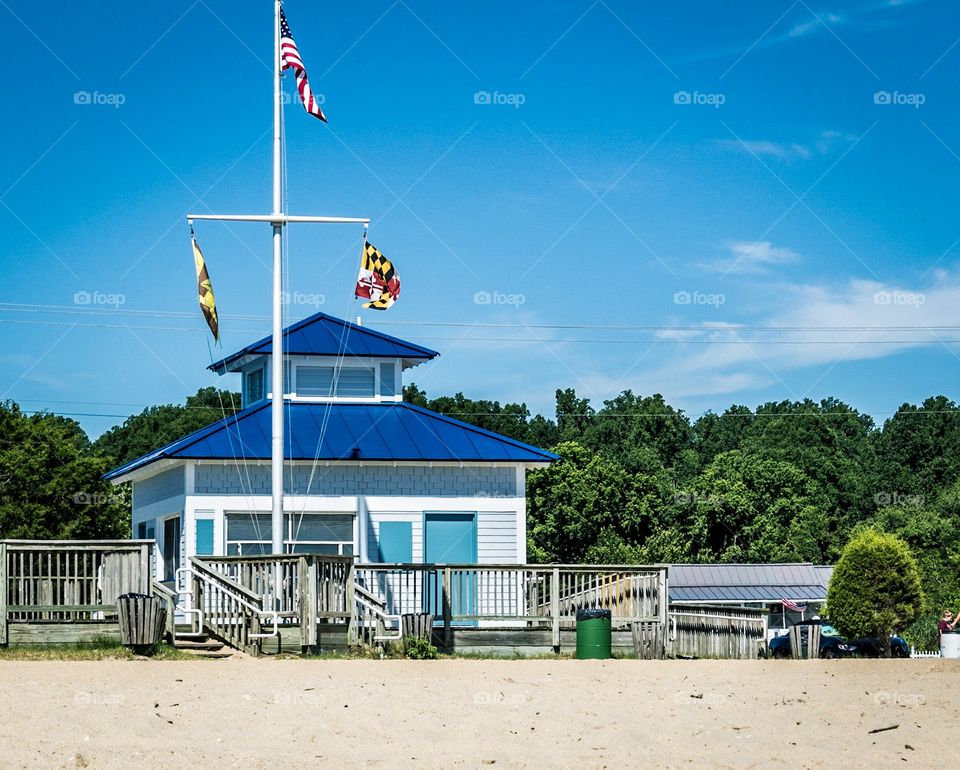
551 567 560 652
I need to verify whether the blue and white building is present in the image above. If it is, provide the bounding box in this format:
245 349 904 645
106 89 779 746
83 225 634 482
105 312 557 582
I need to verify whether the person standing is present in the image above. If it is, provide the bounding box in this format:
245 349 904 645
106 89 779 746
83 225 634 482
938 610 960 648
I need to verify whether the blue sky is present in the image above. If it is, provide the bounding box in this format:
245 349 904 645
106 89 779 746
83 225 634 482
1 0 959 437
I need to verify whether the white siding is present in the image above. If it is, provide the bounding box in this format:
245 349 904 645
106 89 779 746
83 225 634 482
477 511 518 564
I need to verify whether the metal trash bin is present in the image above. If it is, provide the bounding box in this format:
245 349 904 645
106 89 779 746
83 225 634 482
576 608 612 660
117 593 167 651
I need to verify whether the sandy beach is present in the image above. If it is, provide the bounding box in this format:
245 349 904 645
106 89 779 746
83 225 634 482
0 658 957 769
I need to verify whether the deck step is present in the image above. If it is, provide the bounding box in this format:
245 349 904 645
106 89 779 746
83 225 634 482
173 639 225 650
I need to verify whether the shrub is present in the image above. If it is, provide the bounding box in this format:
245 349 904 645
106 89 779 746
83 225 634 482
402 636 439 660
827 529 922 656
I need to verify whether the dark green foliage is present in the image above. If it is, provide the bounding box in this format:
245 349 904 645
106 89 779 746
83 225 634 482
0 402 127 539
827 530 923 656
401 636 439 659
403 383 557 446
93 387 240 466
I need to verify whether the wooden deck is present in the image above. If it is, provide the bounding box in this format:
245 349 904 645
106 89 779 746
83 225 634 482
0 542 765 659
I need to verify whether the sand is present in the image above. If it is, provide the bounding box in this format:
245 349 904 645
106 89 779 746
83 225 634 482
0 658 957 769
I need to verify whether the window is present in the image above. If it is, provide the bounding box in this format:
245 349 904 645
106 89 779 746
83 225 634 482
246 367 265 403
380 362 396 397
162 516 181 581
225 512 354 556
297 366 375 398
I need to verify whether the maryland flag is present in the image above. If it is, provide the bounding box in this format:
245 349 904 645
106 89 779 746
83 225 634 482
191 230 220 342
355 241 400 310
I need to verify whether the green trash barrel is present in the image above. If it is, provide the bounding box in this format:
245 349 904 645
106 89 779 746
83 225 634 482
575 608 612 659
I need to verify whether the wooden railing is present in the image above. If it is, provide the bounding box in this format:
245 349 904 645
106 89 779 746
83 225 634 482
189 557 271 655
354 564 668 648
193 554 354 649
1 540 153 643
668 604 768 659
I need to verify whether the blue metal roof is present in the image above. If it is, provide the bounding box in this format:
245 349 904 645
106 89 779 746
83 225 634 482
104 401 558 480
208 312 439 373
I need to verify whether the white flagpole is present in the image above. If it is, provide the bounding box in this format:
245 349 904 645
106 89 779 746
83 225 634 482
271 0 284 559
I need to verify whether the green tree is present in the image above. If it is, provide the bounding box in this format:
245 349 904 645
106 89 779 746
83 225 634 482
94 387 240 466
867 482 960 649
827 529 922 656
0 402 127 539
681 450 829 563
579 391 691 474
403 383 558 446
526 441 673 563
873 396 960 500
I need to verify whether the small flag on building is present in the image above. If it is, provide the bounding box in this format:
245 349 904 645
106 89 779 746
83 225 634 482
191 229 220 342
781 598 807 613
280 7 327 122
355 241 401 310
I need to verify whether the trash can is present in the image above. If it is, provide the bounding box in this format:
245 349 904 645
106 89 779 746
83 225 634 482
942 632 960 659
117 593 167 651
576 608 612 660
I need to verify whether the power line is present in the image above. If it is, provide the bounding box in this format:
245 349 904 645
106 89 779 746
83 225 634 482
2 317 960 345
2 301 960 333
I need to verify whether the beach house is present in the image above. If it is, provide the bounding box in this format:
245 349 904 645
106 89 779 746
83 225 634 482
104 312 558 583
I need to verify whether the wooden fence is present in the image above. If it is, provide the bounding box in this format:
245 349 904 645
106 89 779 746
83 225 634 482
667 604 768 659
354 564 667 649
1 540 153 645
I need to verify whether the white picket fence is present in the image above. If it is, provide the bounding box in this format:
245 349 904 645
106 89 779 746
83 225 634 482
910 646 940 659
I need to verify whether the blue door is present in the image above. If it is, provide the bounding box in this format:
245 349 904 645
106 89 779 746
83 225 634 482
424 512 477 623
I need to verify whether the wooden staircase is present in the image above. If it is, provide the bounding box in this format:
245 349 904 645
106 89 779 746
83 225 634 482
172 627 234 659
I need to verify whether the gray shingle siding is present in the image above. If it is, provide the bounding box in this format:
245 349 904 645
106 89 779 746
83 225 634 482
194 463 517 498
132 466 185 508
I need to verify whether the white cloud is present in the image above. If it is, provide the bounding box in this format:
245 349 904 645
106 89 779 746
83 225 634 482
719 131 857 162
644 271 960 398
700 240 800 274
788 12 845 38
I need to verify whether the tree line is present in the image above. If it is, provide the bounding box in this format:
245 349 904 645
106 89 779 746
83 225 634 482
1 383 958 647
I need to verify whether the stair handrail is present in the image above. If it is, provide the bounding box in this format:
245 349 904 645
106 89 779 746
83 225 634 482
186 558 281 641
354 582 402 642
151 579 180 642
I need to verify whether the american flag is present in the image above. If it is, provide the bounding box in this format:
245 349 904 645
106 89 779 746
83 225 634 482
280 7 327 122
781 598 807 613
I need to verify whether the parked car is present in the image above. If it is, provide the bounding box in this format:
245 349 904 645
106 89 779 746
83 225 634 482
768 619 910 658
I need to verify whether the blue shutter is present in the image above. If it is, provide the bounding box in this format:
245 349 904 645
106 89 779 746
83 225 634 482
380 362 396 397
376 521 413 563
195 519 215 555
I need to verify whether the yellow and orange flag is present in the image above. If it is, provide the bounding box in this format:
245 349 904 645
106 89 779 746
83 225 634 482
191 229 220 343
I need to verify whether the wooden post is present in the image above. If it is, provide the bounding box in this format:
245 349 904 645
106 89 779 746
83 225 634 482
345 560 356 647
442 567 452 647
307 558 319 648
191 572 202 636
139 543 150 594
551 567 560 652
657 568 668 627
298 557 309 649
0 543 7 646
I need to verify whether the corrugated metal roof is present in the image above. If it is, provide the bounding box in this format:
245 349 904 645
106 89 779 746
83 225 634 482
667 563 829 604
671 585 827 603
104 401 558 480
208 312 439 373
